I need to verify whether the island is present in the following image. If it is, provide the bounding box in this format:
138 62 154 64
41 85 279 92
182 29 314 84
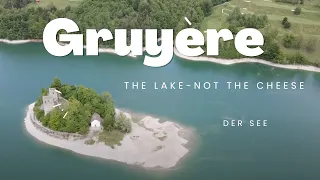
24 78 192 168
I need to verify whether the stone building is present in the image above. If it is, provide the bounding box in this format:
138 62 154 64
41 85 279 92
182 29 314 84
42 88 62 115
90 113 103 131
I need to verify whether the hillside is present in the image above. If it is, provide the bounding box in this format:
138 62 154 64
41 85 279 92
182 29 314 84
201 0 320 64
0 0 319 66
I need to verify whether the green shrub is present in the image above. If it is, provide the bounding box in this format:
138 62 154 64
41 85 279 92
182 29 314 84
283 33 303 49
286 52 307 64
282 17 288 25
98 130 125 148
294 7 302 15
34 78 116 134
283 21 291 29
85 139 95 145
305 38 317 52
115 113 132 133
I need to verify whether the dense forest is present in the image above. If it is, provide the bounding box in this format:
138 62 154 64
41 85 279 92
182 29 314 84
0 0 228 42
0 0 31 9
33 78 131 134
0 0 318 66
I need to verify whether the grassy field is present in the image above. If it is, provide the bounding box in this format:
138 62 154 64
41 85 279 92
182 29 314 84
27 0 83 9
98 130 125 149
201 0 320 63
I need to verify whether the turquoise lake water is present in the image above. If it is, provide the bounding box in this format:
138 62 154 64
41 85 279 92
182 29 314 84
0 43 320 179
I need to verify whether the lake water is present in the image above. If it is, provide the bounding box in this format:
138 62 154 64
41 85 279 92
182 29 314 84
0 43 320 180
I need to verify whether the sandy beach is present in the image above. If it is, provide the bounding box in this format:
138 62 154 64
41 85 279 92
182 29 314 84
0 39 42 44
2 39 320 73
24 103 190 169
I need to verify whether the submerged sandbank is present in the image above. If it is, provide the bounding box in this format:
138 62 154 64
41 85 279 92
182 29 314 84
24 103 192 169
2 39 320 73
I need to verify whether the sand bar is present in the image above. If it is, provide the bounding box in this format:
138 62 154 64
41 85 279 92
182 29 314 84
24 103 190 169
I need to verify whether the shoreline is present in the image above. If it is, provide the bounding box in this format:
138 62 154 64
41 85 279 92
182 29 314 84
2 39 320 73
24 103 192 169
0 39 137 58
174 48 320 73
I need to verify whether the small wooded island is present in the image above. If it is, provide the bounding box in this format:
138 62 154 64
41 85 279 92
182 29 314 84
33 77 130 140
25 78 192 168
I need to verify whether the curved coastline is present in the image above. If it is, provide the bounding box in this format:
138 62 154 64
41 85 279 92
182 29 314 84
2 39 320 73
24 103 192 169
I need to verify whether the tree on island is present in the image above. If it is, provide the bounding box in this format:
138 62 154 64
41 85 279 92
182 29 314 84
115 113 132 133
34 78 130 135
50 77 62 90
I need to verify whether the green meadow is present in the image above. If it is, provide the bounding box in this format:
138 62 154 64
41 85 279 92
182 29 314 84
201 0 320 63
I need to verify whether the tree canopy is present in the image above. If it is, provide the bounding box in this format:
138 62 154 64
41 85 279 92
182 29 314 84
294 7 302 15
1 0 317 66
0 0 229 42
34 77 117 134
